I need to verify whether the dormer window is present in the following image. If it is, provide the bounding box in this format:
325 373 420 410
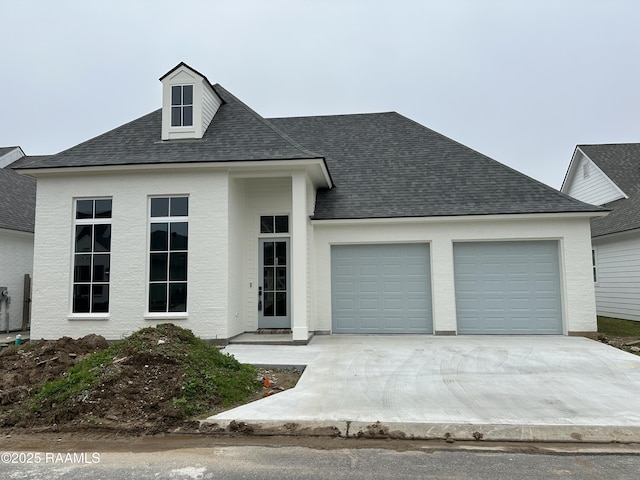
160 63 224 140
171 85 194 127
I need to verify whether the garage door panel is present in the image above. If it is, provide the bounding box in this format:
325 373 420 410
509 281 530 292
385 316 404 328
383 282 402 294
335 298 355 309
359 297 379 310
454 241 562 335
359 280 379 290
332 244 432 334
334 282 354 294
359 264 377 274
383 264 403 275
360 316 380 329
407 281 427 294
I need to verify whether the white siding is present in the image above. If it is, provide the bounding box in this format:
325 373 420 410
30 169 230 341
593 233 640 321
202 84 223 134
0 229 33 331
312 215 596 335
564 152 624 205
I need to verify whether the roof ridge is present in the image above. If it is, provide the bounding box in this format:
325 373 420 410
268 111 396 121
212 84 324 160
579 142 640 147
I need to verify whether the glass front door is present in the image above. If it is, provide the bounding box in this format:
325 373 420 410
258 238 291 328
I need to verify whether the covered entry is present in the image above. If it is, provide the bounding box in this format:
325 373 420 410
453 241 562 334
331 243 432 334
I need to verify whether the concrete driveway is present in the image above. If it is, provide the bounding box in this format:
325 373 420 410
204 336 640 442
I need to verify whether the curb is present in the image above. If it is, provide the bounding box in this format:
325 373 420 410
200 419 640 444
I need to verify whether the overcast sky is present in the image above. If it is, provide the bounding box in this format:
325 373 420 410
3 0 639 188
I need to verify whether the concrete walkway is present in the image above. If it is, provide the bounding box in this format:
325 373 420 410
204 336 640 443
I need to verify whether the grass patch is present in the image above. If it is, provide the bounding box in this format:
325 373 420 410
33 348 115 407
597 316 640 338
31 324 260 422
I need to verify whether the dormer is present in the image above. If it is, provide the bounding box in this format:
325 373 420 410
160 62 224 141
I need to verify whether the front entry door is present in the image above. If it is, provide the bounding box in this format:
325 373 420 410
258 238 291 328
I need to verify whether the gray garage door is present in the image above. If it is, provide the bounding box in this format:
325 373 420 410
331 244 432 334
453 241 562 334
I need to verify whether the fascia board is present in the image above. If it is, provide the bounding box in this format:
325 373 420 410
16 158 333 188
311 211 609 226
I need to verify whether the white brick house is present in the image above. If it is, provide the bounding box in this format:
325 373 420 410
15 63 605 342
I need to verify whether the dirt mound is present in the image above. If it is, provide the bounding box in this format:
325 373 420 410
0 325 299 435
0 335 108 406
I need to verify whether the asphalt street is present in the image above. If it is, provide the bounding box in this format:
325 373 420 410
1 446 639 480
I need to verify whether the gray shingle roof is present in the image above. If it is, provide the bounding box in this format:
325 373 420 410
12 84 603 220
11 85 322 170
271 113 602 219
0 159 37 233
579 143 640 237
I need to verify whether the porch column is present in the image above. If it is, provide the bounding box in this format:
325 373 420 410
291 172 309 341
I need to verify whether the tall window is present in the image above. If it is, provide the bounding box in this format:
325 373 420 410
171 85 193 127
149 196 189 312
73 198 112 313
592 248 598 283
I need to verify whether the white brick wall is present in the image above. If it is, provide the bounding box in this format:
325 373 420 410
30 168 229 341
312 215 597 335
0 229 33 331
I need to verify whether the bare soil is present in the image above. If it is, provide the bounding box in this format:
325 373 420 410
0 333 300 436
598 334 640 356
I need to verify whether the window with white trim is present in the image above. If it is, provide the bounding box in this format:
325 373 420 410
149 196 189 312
171 85 193 127
73 198 112 313
592 248 598 283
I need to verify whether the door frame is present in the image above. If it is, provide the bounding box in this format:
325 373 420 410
258 237 291 329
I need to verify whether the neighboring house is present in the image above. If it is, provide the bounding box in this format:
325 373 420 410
562 144 640 322
13 63 604 343
0 146 36 332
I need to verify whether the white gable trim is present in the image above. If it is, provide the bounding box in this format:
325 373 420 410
561 147 627 205
0 146 25 168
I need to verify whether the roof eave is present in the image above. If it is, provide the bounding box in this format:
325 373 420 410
15 157 334 188
592 226 640 240
311 210 609 224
